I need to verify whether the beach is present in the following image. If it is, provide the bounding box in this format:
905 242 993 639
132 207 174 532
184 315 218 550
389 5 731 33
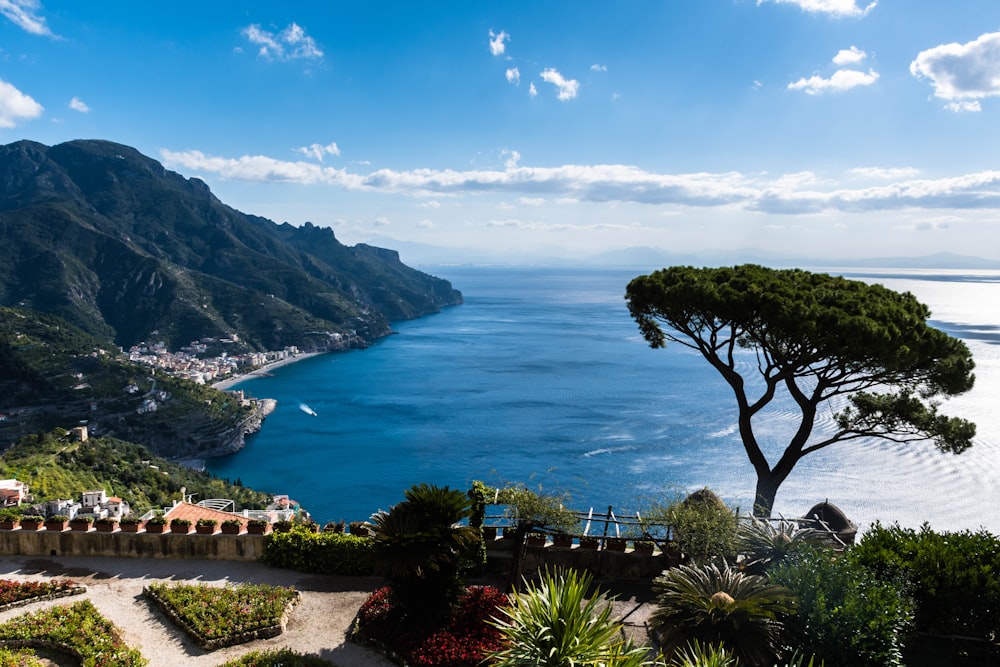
212 351 327 391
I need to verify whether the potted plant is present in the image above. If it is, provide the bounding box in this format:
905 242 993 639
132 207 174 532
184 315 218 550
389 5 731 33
606 536 628 552
221 518 242 535
526 531 547 548
70 515 94 532
579 535 600 550
195 518 217 534
246 518 268 535
633 539 656 556
95 517 118 533
272 519 293 533
0 508 19 530
119 515 142 532
145 515 168 533
169 518 192 534
552 532 575 548
45 514 69 531
481 525 498 541
19 515 44 531
348 521 373 537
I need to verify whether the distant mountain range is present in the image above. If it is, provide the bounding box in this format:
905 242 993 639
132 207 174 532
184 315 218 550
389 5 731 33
0 139 462 352
379 238 1000 271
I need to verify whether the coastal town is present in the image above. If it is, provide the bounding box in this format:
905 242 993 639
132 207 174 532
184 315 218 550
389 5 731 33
126 338 308 388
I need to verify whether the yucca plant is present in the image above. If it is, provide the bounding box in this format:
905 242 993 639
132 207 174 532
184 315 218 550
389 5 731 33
668 640 736 667
369 483 479 617
738 516 822 574
488 567 652 667
650 562 795 666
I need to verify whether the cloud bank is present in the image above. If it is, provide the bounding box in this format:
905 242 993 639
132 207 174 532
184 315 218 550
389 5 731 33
161 148 1000 216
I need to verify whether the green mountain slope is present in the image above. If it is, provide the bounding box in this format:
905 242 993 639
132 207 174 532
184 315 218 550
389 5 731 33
0 139 461 351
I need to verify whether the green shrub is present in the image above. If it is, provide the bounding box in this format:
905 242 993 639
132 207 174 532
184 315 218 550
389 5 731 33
647 489 738 564
769 547 913 667
216 648 335 666
850 522 1000 641
261 527 374 576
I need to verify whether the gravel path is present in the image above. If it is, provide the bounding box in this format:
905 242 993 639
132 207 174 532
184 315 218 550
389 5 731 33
0 555 395 667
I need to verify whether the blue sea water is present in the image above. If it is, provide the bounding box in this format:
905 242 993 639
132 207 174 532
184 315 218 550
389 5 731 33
207 267 1000 533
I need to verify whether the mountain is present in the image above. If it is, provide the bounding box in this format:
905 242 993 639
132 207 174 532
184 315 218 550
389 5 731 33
0 139 462 352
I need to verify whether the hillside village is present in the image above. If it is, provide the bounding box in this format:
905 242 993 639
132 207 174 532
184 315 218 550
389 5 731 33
127 338 309 386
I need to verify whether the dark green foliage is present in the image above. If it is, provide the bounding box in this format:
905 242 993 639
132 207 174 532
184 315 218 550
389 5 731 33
850 522 1000 656
0 429 270 513
650 561 795 666
626 264 976 515
260 527 375 576
647 490 738 565
0 139 461 351
770 547 914 667
217 648 336 666
369 484 479 617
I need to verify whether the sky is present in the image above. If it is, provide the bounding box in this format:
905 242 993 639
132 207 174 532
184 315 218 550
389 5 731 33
2 1 1000 264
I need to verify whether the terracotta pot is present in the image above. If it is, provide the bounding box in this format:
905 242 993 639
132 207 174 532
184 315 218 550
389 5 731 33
0 520 17 530
246 524 268 535
70 521 92 532
95 522 116 533
44 521 67 532
170 523 192 534
145 523 167 534
633 542 655 556
552 534 575 548
606 537 627 552
19 521 41 531
221 524 241 535
120 522 141 533
195 525 216 535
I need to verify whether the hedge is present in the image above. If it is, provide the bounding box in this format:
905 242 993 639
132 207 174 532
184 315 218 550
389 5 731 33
261 527 375 575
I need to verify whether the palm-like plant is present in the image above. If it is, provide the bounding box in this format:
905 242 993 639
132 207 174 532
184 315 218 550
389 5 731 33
668 640 736 667
650 562 795 666
369 483 479 616
489 567 650 667
738 516 822 574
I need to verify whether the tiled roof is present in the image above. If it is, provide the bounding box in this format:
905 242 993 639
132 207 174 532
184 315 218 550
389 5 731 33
163 502 247 527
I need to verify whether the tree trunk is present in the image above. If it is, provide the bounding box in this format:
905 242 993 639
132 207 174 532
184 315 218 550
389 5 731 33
753 474 782 518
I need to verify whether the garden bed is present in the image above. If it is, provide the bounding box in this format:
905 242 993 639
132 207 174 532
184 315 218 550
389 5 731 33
0 579 84 613
144 582 300 650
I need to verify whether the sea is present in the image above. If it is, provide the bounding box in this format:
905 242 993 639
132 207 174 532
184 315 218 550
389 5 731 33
206 266 1000 535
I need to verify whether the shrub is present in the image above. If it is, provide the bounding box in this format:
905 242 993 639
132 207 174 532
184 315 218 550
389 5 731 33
0 647 45 667
146 514 167 525
196 518 217 527
70 515 93 523
261 528 374 576
222 518 242 528
0 509 20 522
649 561 794 666
119 514 141 525
247 517 268 527
356 584 508 667
648 489 738 565
95 516 118 525
47 514 69 522
216 648 335 666
769 547 913 667
19 515 43 523
737 516 822 574
489 568 649 667
169 518 191 527
850 522 1000 642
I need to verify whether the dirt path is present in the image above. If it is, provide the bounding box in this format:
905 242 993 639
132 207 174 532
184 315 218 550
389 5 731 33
0 555 396 667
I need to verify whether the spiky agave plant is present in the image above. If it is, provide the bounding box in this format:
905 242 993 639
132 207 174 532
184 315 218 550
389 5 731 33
667 640 737 667
488 567 652 667
650 562 795 666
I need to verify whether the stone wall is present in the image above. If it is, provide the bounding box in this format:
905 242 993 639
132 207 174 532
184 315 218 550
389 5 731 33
485 538 672 581
0 529 266 560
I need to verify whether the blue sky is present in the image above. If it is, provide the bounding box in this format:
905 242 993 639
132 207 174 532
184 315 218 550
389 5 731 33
2 1 1000 263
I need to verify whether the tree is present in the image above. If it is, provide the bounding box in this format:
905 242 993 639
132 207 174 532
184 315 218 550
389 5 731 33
626 265 976 516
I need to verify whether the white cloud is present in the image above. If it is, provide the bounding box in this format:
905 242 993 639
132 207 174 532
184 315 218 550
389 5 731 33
529 82 538 98
946 100 982 113
756 0 876 18
500 149 520 169
590 64 607 72
69 97 89 113
833 46 866 65
418 200 441 209
242 22 323 62
505 67 520 85
911 31 1000 112
788 68 879 94
540 68 580 101
372 217 390 227
848 166 920 180
518 197 546 206
0 0 54 36
489 29 509 56
161 147 1000 215
417 219 435 229
0 78 43 128
295 142 340 161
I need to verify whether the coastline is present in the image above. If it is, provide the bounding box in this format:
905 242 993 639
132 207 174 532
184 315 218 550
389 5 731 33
211 351 327 390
